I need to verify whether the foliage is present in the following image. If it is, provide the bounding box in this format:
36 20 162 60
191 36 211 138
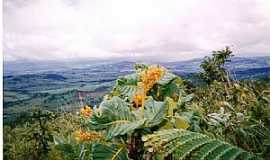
142 129 258 160
4 108 55 160
4 47 270 159
194 48 270 157
200 46 233 85
4 109 80 160
55 58 265 159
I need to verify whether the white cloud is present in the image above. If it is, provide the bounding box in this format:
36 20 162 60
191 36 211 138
3 0 270 61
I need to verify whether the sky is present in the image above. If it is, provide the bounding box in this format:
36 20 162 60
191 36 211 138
3 0 270 61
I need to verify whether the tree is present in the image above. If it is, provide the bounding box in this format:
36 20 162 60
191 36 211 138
200 46 233 85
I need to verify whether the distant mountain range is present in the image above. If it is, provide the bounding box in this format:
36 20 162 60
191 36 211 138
163 56 270 79
4 56 270 79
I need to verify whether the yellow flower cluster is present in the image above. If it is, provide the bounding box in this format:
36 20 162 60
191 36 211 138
133 92 145 108
139 65 165 93
132 66 165 108
80 105 92 118
74 130 102 142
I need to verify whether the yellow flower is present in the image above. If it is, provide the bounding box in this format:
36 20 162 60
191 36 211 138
74 130 102 142
80 105 92 118
132 92 145 108
131 66 165 108
140 65 165 93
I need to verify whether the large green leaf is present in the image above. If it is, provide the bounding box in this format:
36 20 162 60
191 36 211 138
174 116 190 130
142 129 260 160
179 111 202 132
157 72 177 85
154 74 185 100
90 97 144 139
144 97 168 127
106 119 145 139
160 116 190 130
91 143 129 160
113 74 140 98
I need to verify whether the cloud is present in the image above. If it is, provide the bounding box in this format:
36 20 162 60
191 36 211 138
3 0 270 61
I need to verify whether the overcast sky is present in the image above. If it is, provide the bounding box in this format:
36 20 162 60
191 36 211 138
3 0 270 61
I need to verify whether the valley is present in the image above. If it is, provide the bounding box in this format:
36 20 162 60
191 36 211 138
3 56 270 124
